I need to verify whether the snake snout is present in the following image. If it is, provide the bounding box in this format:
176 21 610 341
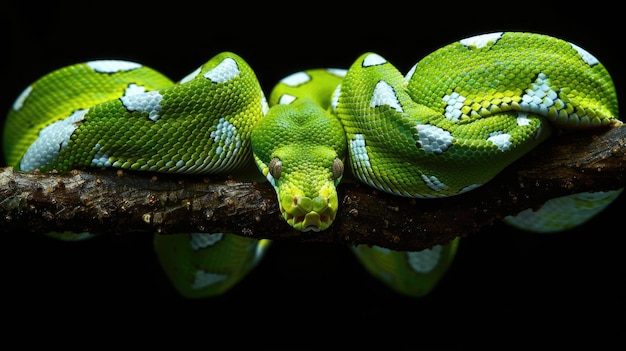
281 194 337 232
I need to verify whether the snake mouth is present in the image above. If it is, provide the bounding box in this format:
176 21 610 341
284 211 334 232
278 190 339 232
281 196 336 232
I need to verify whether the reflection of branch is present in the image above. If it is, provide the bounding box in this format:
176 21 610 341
1 123 624 251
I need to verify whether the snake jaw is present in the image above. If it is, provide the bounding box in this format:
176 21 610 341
283 208 335 232
279 191 338 232
285 212 323 232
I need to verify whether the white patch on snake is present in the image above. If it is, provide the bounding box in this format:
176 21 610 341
20 109 88 171
261 93 269 115
278 94 297 105
362 53 387 67
517 113 544 139
190 233 223 251
442 92 466 122
331 84 341 111
253 239 271 264
204 57 239 83
568 42 600 66
405 64 417 82
371 81 402 112
326 68 347 77
91 143 111 167
407 245 442 274
265 168 276 186
504 190 621 233
192 270 228 290
280 71 311 86
120 90 163 121
459 32 504 49
179 67 202 84
124 83 146 96
415 124 453 153
369 244 444 280
521 73 558 116
86 60 142 73
487 131 512 151
12 85 32 111
350 134 370 168
210 118 241 158
421 174 447 193
516 115 531 126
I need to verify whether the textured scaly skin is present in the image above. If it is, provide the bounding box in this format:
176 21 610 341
4 61 174 169
153 233 270 298
330 33 619 294
14 52 266 174
253 69 348 231
267 32 620 296
351 238 460 297
4 32 621 298
4 52 271 297
266 68 459 295
334 32 618 198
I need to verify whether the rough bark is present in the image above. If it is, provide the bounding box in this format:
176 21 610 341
1 123 624 251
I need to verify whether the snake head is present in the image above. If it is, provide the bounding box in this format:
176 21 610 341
252 98 347 232
266 153 344 232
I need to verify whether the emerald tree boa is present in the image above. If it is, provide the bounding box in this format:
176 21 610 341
4 32 620 298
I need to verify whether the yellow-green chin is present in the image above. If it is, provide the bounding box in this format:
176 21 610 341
279 190 339 232
283 208 335 232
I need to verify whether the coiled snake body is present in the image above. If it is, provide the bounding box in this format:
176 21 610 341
4 32 620 298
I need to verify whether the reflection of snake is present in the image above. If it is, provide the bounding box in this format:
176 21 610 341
4 32 620 298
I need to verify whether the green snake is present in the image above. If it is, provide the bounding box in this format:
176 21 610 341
3 32 621 298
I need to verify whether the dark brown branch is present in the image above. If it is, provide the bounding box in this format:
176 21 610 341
1 123 624 251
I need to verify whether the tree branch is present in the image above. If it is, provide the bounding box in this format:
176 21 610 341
1 122 624 251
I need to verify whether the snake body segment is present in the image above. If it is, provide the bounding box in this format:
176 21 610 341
154 233 270 298
333 32 617 198
8 52 266 175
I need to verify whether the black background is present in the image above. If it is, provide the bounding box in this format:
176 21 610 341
3 1 624 346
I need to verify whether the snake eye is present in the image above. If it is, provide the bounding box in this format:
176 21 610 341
268 157 282 179
332 157 344 180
